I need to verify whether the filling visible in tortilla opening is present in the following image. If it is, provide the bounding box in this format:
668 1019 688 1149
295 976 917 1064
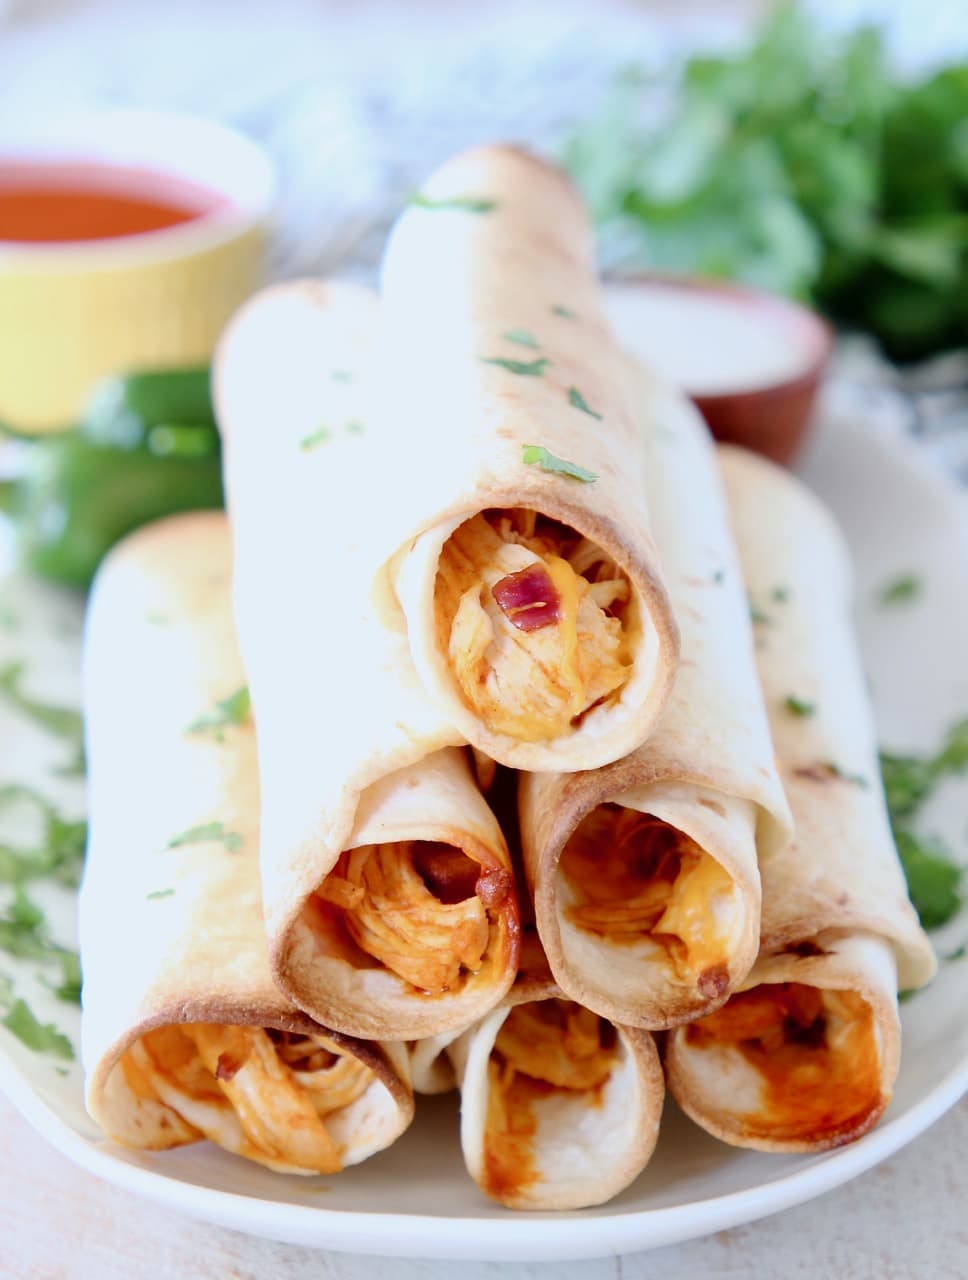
436 510 633 743
559 804 734 994
683 982 884 1144
483 999 618 1201
314 841 512 995
119 1024 372 1172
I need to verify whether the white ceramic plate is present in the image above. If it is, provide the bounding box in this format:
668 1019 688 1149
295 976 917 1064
0 409 966 1262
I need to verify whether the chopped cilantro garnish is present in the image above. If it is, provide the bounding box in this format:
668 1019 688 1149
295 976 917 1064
0 889 81 1005
0 787 86 887
551 304 578 319
880 718 968 929
300 425 332 452
793 762 869 788
409 192 496 214
749 597 772 626
502 329 539 349
521 446 598 483
946 943 966 962
711 569 726 585
785 695 816 718
771 585 791 603
0 663 85 777
2 999 73 1060
879 573 922 606
330 369 353 383
166 821 242 853
895 830 962 930
345 420 364 435
481 356 550 377
146 888 175 901
567 387 603 420
187 686 250 736
144 611 168 626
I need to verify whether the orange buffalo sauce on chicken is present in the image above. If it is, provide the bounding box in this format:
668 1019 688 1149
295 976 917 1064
316 840 512 995
0 162 224 243
483 999 618 1202
118 1024 373 1171
560 805 733 993
436 510 632 743
684 982 884 1145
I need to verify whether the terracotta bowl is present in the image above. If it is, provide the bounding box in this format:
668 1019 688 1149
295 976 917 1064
603 274 833 466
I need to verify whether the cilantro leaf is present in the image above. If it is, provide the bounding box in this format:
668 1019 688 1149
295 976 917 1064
166 821 243 853
784 695 816 717
0 663 85 776
146 888 175 901
0 890 82 1004
551 304 578 319
409 193 496 214
2 999 73 1060
567 388 603 420
521 446 598 483
0 785 86 888
880 717 968 929
300 425 332 452
879 574 922 606
481 356 550 377
895 829 962 931
187 686 250 735
502 329 540 349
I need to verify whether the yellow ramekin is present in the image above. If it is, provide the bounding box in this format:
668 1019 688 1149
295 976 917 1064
0 110 276 433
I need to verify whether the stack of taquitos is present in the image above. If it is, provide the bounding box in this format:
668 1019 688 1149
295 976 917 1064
76 140 938 1210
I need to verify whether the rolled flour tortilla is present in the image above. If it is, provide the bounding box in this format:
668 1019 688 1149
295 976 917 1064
519 376 791 1028
378 144 678 771
214 280 520 1041
81 512 413 1173
444 934 663 1210
665 447 936 1151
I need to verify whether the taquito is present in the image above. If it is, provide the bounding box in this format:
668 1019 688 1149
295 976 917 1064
81 512 414 1173
214 280 520 1041
666 448 936 1152
519 379 791 1028
378 144 678 771
446 934 663 1210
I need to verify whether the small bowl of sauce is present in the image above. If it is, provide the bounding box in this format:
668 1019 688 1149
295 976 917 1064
0 111 275 433
603 275 832 465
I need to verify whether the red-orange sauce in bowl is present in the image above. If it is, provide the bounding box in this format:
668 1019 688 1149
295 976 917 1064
0 161 228 243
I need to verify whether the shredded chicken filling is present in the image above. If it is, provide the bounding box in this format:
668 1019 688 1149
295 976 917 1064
483 999 619 1200
560 804 733 987
436 510 631 742
119 1024 372 1172
316 841 500 994
685 983 883 1140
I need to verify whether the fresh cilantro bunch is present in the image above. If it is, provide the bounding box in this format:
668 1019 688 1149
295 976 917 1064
565 4 968 358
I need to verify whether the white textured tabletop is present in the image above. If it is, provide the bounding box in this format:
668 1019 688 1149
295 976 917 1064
0 2 966 1276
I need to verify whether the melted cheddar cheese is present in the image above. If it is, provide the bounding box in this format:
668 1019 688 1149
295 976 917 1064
685 982 884 1145
316 841 492 994
436 510 631 743
482 1000 618 1202
118 1024 372 1172
560 804 733 985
